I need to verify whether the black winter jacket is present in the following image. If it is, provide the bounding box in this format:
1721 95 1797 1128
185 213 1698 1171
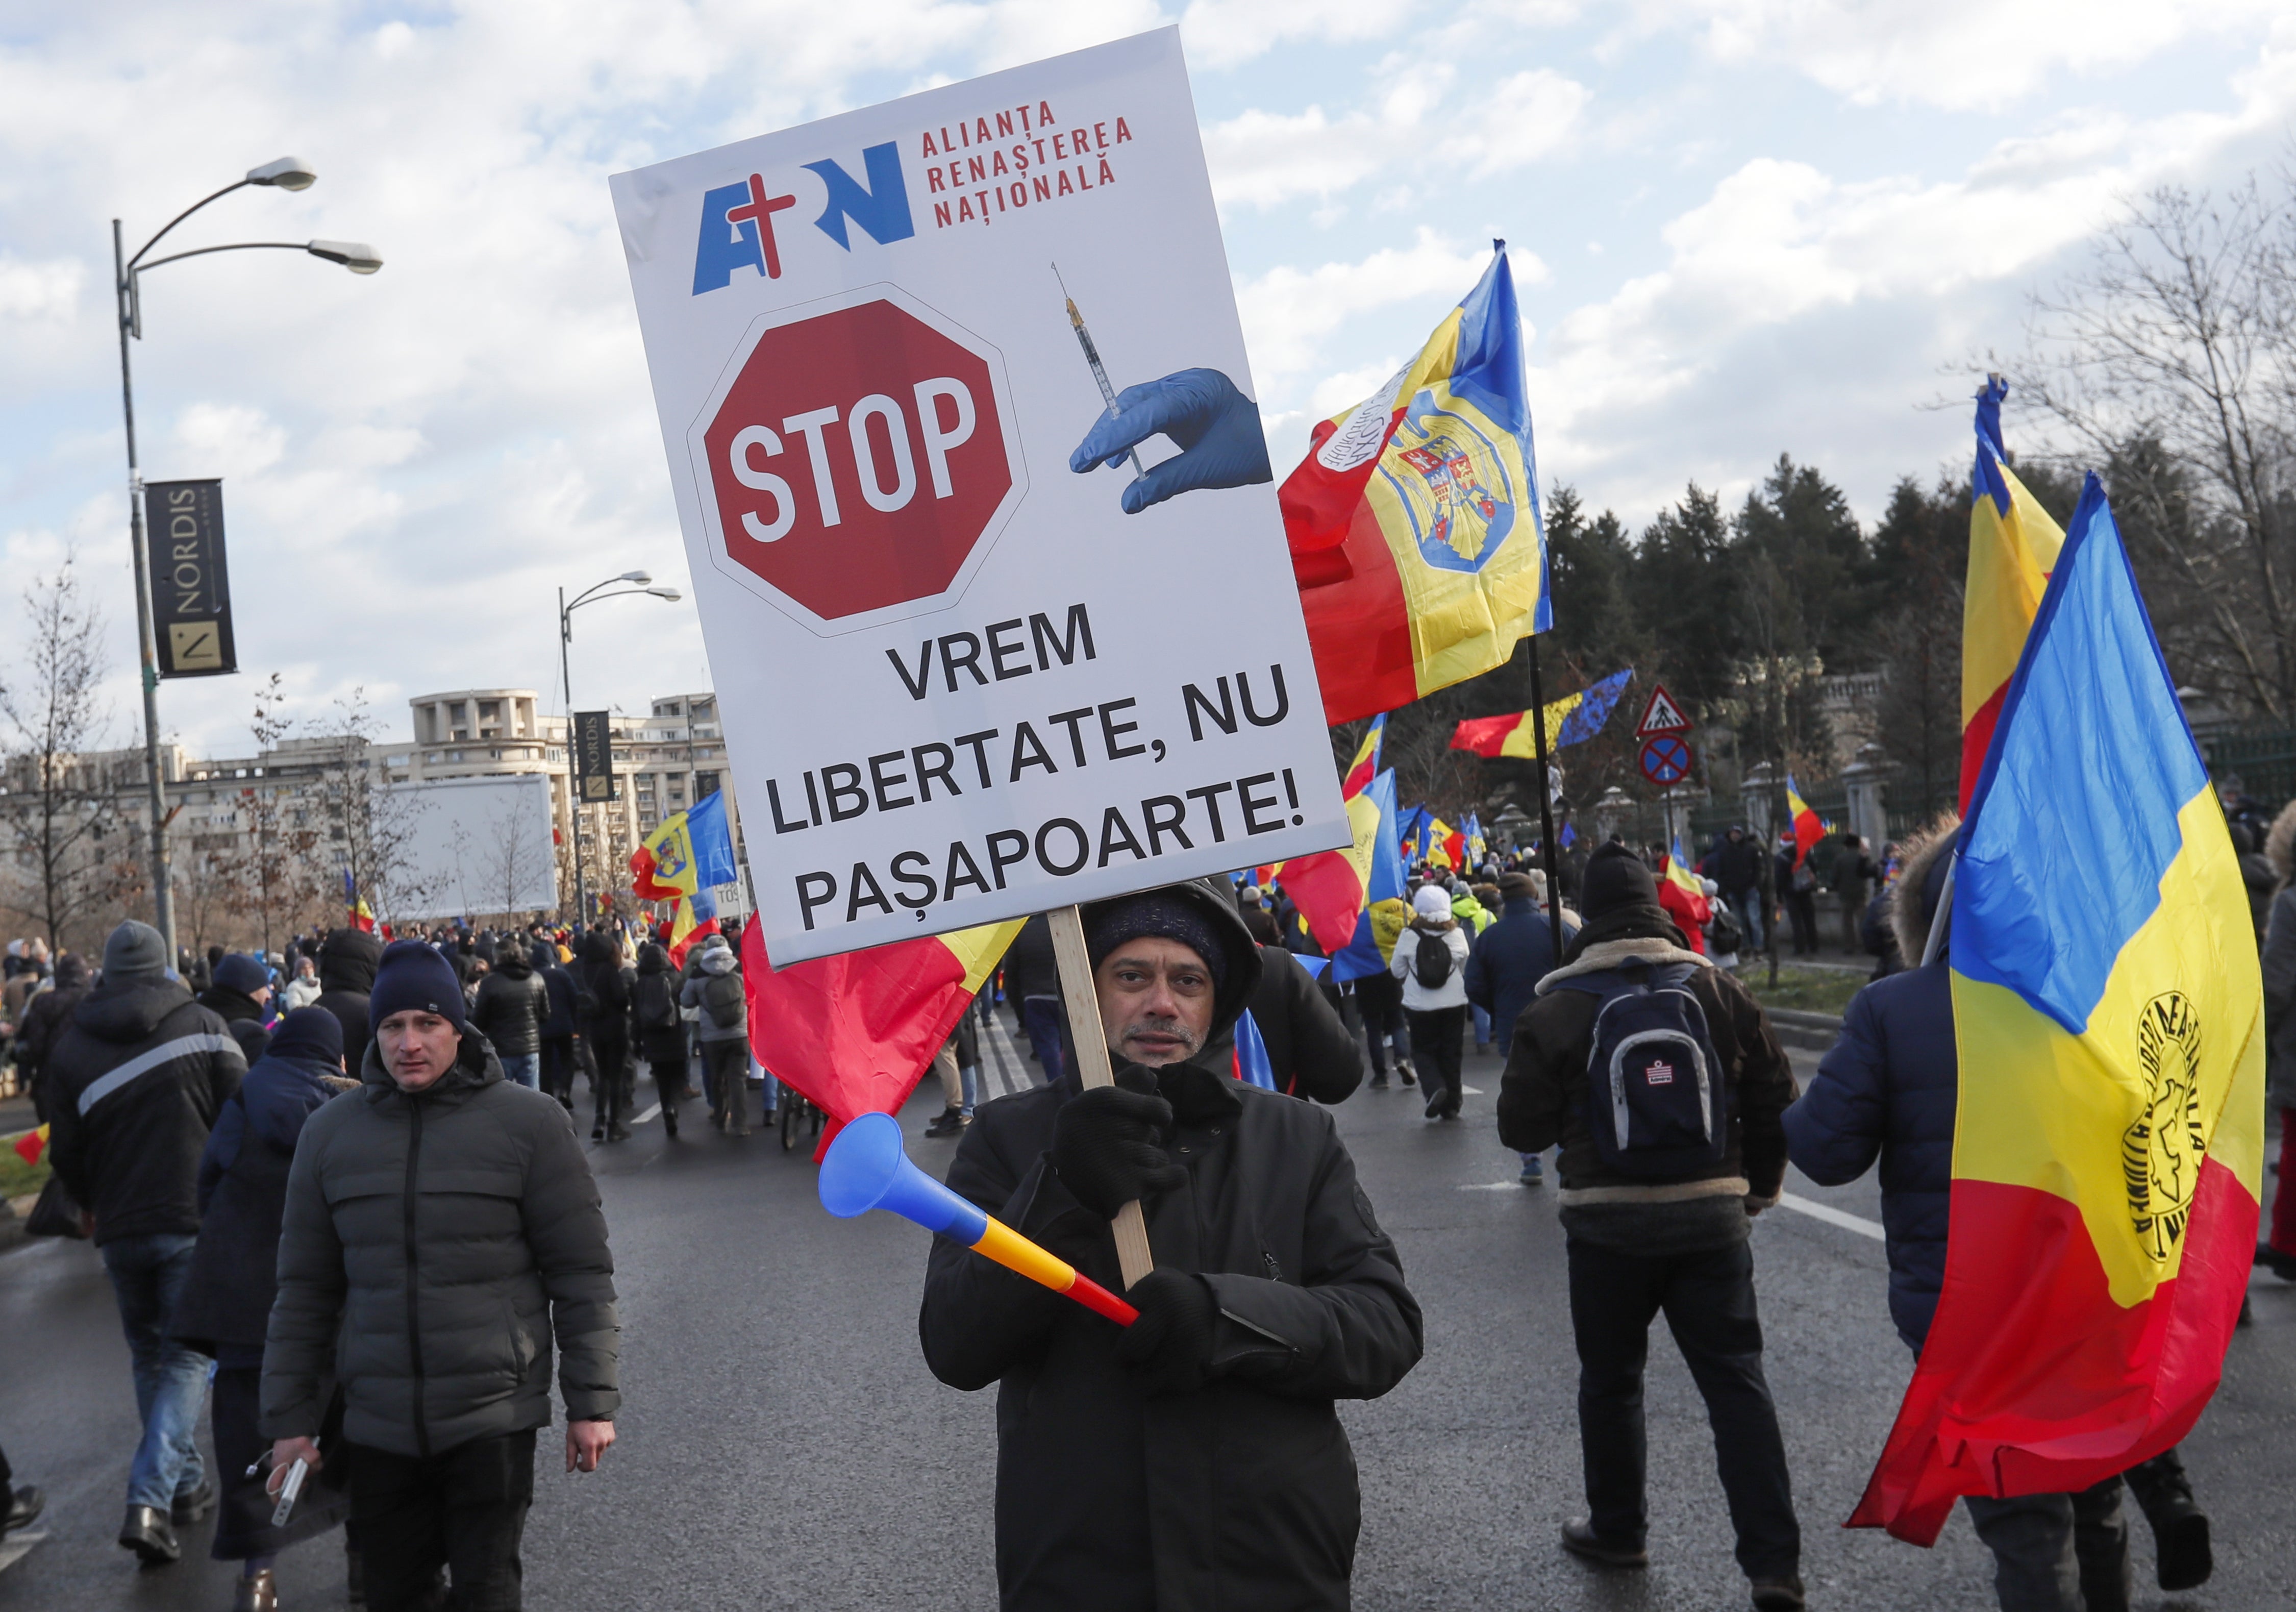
45 978 246 1245
539 958 578 1038
171 1048 353 1355
198 983 272 1065
921 1070 1419 1611
315 927 383 1073
630 945 687 1066
1495 926 1794 1225
1236 945 1362 1104
920 880 1419 1612
469 953 547 1058
262 1031 619 1456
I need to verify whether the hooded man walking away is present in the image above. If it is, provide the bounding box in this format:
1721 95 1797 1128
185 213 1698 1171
1496 844 1804 1611
919 881 1421 1611
313 927 384 1075
263 939 618 1612
45 920 248 1565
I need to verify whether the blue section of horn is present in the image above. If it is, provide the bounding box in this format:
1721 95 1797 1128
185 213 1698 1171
817 1110 990 1244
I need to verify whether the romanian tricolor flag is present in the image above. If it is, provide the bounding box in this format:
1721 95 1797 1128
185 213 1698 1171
631 791 737 957
1284 244 1548 725
1465 814 1486 867
1784 775 1824 870
1662 836 1705 903
740 917 1022 1157
1327 771 1410 982
1285 765 1398 956
1340 713 1387 800
1450 667 1634 760
1851 475 2262 1544
343 871 375 933
1962 376 2065 812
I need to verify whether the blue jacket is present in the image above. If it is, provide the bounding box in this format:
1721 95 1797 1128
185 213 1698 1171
1463 898 1575 1058
172 1049 347 1356
1781 838 1957 1350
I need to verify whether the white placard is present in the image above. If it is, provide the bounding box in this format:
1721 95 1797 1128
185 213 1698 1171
611 28 1349 965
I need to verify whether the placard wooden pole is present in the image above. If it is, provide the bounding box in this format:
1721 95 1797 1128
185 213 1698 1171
1046 904 1155 1289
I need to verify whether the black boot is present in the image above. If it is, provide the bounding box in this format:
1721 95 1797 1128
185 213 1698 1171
118 1504 179 1565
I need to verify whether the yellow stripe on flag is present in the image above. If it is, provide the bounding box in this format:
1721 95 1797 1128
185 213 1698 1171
1952 791 2264 1306
1963 463 2064 730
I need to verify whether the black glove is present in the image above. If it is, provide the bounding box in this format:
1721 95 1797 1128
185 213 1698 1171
1049 1063 1184 1218
1113 1269 1217 1395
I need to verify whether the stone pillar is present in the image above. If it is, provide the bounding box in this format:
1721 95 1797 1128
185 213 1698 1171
1741 762 1776 842
1843 742 1888 852
1661 786 1701 855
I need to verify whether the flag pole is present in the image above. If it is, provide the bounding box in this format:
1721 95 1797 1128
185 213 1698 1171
1526 635 1565 964
1046 904 1155 1288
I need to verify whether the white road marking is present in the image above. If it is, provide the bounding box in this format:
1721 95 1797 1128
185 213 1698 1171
1778 1192 1886 1240
1458 1181 1527 1192
1460 1085 1484 1096
631 1103 661 1125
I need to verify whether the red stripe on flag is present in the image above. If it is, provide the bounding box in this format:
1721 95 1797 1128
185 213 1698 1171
1959 682 2010 815
1448 712 1520 758
1851 1160 2255 1544
739 923 970 1148
1292 498 1420 726
1280 847 1369 954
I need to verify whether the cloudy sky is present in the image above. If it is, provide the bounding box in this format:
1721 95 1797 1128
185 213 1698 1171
2 1 2290 756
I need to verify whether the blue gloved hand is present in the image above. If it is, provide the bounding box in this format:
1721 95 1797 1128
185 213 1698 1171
1067 367 1274 515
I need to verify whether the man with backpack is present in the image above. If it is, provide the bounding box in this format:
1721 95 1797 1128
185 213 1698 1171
1390 884 1473 1120
1494 843 1804 1611
681 936 751 1135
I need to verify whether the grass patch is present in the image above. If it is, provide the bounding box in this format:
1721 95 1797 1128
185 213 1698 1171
1739 963 1865 1019
0 1136 51 1201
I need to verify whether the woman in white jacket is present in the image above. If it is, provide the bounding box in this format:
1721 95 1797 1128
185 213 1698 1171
1391 884 1473 1120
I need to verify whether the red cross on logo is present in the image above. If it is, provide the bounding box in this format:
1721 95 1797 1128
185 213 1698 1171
726 174 797 279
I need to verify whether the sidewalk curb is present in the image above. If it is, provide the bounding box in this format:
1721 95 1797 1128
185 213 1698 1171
1767 1007 1843 1053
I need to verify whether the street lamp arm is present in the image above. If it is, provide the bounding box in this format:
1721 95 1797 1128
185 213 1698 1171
565 588 658 615
134 240 316 274
126 179 253 272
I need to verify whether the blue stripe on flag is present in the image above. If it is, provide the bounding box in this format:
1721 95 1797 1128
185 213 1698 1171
1957 474 2208 1033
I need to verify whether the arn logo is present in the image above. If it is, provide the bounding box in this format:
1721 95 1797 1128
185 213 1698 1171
1644 1060 1676 1087
693 142 916 296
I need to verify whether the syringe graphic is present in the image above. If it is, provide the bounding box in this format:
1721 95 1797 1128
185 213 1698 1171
1054 264 1146 483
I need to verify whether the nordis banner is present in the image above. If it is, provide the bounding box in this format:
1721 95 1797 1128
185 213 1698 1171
611 28 1346 965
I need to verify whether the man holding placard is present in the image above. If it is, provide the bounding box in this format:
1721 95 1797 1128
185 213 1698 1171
918 879 1420 1608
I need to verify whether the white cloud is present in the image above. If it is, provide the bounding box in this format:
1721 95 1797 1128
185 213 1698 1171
0 255 81 323
1204 64 1590 209
1236 230 1525 395
1178 0 1408 71
1658 0 2285 112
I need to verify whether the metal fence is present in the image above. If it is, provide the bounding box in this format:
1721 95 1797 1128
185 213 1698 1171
2197 722 2296 814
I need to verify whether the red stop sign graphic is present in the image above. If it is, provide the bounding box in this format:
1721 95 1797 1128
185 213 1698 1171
690 287 1021 629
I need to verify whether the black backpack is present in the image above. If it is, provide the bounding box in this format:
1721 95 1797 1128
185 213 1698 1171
1411 927 1455 990
633 974 678 1032
1706 902 1744 956
1552 963 1729 1176
701 970 745 1030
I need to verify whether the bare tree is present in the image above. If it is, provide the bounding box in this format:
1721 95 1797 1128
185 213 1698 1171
311 689 434 926
224 674 326 954
2015 176 2296 715
0 557 133 952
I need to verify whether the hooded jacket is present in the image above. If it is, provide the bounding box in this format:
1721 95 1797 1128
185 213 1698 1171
576 932 632 1039
14 953 89 1114
1494 902 1794 1250
1389 910 1470 1012
171 1045 356 1356
679 943 748 1043
261 1027 619 1456
920 880 1420 1612
197 981 272 1065
44 976 247 1245
314 927 384 1073
630 943 689 1065
2259 800 2296 1113
469 948 547 1058
1781 819 1960 1348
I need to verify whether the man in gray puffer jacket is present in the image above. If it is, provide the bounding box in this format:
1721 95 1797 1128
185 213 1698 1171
262 939 617 1612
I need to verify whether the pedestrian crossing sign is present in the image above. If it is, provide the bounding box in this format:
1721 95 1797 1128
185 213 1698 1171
1634 684 1690 737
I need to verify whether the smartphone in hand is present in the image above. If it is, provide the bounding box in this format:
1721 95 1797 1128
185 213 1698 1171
269 1457 309 1528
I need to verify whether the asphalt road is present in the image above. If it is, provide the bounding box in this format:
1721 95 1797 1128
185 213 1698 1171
4 1027 2292 1612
